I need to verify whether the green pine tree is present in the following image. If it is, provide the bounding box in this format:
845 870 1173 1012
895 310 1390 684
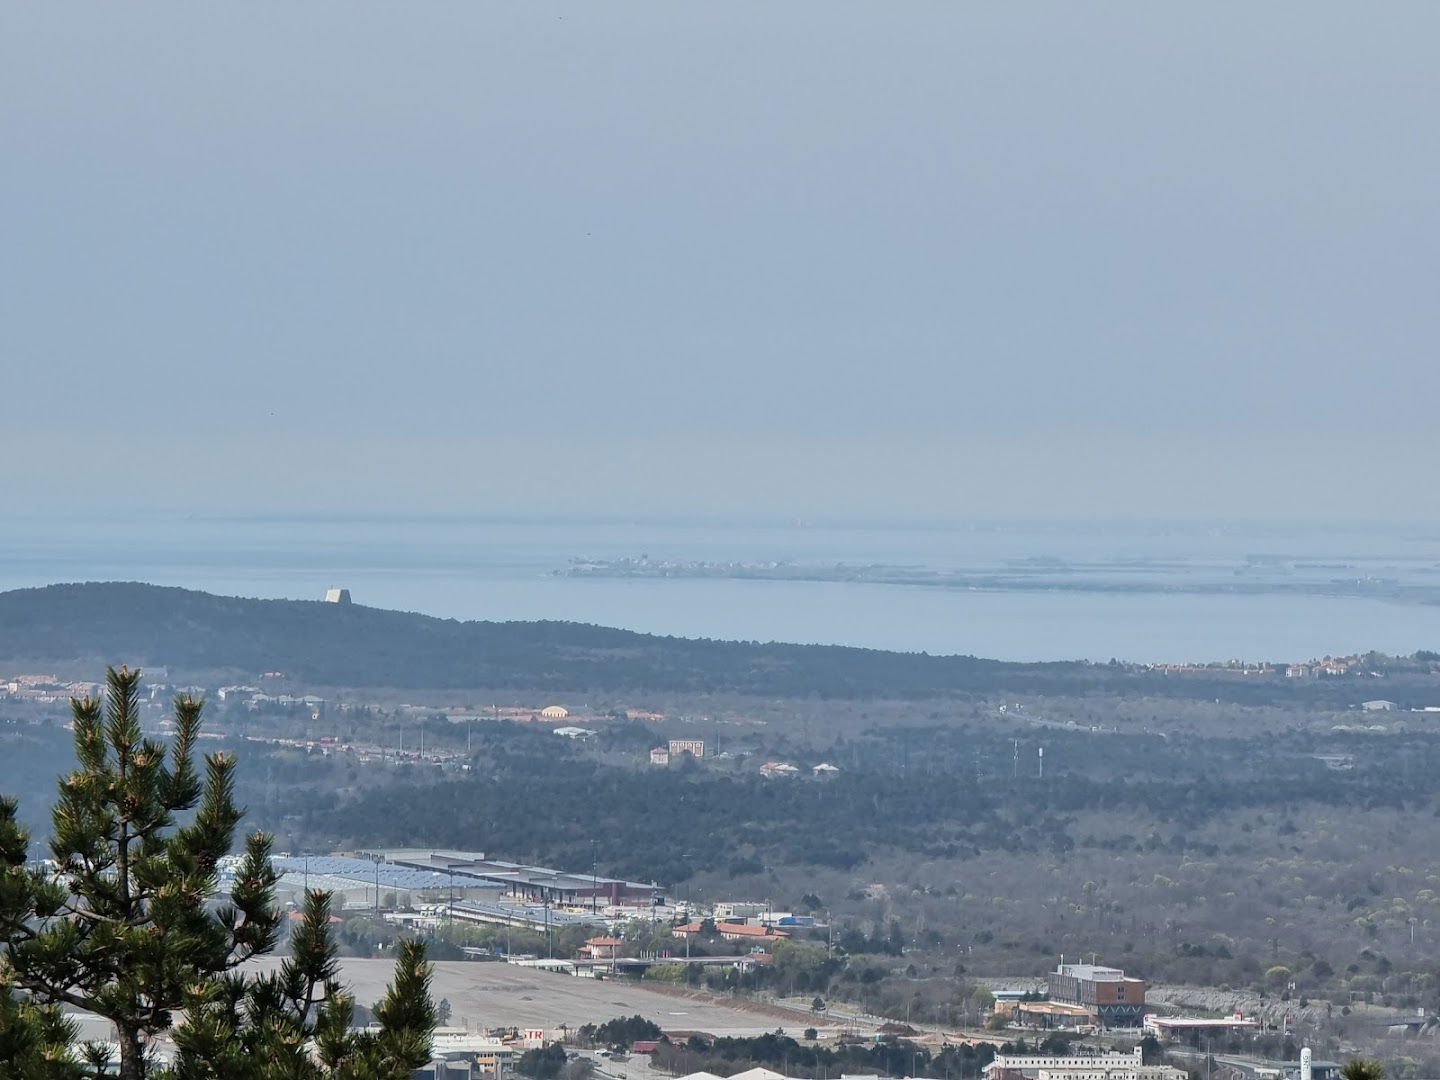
0 667 436 1079
0 667 280 1079
171 888 436 1079
1339 1061 1386 1080
0 982 86 1080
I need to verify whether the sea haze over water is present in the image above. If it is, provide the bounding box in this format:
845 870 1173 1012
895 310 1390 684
5 514 1440 664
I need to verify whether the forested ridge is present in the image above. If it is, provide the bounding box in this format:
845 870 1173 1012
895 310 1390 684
3 582 1436 703
0 582 1089 696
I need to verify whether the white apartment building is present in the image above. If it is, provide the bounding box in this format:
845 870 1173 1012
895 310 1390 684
986 1047 1186 1080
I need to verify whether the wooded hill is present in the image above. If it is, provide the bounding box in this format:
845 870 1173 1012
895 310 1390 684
1 581 1435 702
0 582 1068 695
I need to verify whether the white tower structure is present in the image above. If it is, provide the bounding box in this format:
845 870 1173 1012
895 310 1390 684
1300 1047 1312 1080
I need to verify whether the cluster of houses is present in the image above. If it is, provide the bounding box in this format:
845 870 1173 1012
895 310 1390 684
650 738 706 765
645 741 841 780
0 673 101 703
761 761 839 778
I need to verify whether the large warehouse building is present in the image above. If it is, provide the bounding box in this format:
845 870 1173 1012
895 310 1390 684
361 849 661 907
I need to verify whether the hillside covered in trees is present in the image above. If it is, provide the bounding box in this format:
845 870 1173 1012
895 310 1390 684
3 582 1438 704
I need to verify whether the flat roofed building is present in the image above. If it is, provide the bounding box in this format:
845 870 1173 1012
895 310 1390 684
1047 963 1147 1027
986 1048 1185 1080
1011 1001 1098 1029
713 902 767 920
363 849 659 906
1143 1014 1260 1040
993 988 1043 1003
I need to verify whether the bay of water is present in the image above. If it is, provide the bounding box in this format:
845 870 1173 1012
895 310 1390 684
3 513 1440 663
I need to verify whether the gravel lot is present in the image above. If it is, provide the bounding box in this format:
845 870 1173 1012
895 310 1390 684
245 958 814 1037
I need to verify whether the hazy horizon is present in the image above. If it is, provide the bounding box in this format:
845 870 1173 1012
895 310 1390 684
5 4 1438 520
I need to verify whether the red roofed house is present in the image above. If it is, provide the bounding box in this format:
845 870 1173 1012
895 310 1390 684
579 935 624 960
673 920 789 944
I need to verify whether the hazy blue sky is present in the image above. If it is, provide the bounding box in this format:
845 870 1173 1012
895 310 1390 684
4 4 1437 519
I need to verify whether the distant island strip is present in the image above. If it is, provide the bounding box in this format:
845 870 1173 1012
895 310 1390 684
555 556 1440 605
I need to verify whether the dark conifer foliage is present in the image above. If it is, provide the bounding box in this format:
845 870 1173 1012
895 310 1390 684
0 668 435 1079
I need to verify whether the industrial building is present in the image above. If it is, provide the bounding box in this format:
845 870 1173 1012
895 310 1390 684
361 849 661 906
446 898 606 933
1047 963 1147 1027
260 855 483 911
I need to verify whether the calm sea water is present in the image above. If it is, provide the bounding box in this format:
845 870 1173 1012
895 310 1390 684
3 513 1440 663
